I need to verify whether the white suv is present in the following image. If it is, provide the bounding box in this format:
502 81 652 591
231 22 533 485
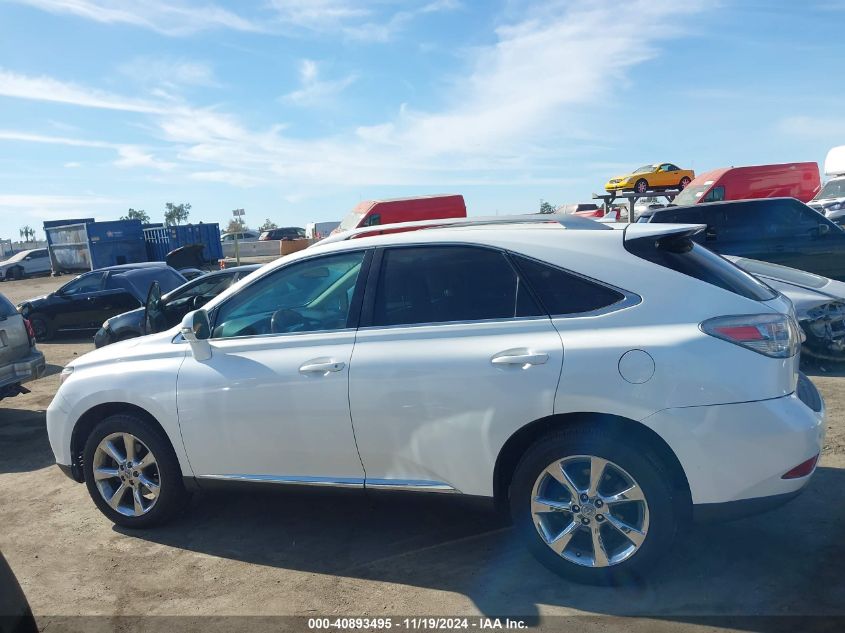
46 216 824 584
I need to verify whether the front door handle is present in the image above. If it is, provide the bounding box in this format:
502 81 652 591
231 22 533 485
299 359 346 375
491 350 549 367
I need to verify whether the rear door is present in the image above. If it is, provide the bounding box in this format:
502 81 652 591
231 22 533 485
348 244 564 496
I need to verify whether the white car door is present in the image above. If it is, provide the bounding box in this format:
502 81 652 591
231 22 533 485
348 245 564 497
176 249 371 485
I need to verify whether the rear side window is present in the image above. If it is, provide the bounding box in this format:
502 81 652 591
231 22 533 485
371 246 542 326
512 255 626 315
0 294 16 318
625 236 776 301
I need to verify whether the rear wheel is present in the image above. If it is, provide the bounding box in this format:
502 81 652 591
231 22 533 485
509 427 678 584
83 413 188 528
634 179 649 194
679 176 691 190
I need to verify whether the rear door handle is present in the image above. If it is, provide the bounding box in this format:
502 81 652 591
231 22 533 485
491 351 549 366
299 360 346 374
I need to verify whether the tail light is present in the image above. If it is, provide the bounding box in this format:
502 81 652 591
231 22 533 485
700 314 800 358
23 318 36 347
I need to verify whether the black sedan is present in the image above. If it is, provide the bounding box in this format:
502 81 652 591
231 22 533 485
17 262 186 341
94 264 260 347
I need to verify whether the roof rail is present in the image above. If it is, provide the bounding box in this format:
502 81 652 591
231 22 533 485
312 213 610 247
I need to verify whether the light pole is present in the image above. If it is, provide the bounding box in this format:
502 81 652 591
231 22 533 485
232 208 245 266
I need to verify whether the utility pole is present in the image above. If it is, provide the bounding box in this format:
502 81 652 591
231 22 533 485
232 208 245 266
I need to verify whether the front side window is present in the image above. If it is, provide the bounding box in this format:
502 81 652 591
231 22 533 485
60 272 105 296
371 246 542 327
213 251 366 338
702 186 725 202
170 275 233 303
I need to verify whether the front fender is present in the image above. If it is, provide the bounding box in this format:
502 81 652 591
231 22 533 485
46 339 192 475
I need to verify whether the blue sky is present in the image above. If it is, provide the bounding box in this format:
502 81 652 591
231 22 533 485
0 0 844 239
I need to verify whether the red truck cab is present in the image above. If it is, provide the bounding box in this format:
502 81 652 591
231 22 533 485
334 194 467 235
672 162 821 205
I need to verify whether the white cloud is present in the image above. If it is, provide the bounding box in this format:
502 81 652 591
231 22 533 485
281 59 357 106
0 194 122 224
114 146 176 171
0 68 164 113
118 57 218 89
0 0 708 190
64 162 81 168
8 0 262 36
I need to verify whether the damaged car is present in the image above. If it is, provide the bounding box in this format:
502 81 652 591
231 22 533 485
728 256 845 361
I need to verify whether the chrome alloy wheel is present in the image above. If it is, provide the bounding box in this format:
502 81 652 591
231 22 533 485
92 432 161 517
531 455 649 568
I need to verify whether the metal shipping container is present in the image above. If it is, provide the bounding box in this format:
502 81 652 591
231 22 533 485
144 223 222 263
44 219 147 272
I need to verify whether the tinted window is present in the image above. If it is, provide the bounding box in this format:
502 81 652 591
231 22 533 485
31 250 48 259
170 274 233 302
213 251 365 338
625 236 776 301
372 246 542 327
651 207 709 225
0 294 16 318
60 272 105 295
513 256 626 315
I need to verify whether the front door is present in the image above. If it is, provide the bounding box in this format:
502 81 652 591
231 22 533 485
348 245 564 497
176 250 370 484
52 271 107 330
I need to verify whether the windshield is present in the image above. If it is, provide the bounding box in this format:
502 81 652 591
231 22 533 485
673 184 709 206
633 165 655 174
816 179 845 200
338 210 365 231
4 251 27 263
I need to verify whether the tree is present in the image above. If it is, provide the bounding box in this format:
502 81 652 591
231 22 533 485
19 226 35 242
539 200 556 214
164 202 191 226
225 219 250 234
121 208 150 223
258 218 278 231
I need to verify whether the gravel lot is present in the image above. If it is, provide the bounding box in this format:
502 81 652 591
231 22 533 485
1 275 844 630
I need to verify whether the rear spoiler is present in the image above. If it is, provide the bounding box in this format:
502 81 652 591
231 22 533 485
622 223 706 243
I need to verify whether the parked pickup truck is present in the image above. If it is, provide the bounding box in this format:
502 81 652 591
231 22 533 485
0 291 45 401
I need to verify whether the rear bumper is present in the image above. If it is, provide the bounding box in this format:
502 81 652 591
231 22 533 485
0 349 46 390
642 385 825 507
692 489 802 522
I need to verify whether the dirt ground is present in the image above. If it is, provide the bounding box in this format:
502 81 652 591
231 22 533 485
1 274 844 630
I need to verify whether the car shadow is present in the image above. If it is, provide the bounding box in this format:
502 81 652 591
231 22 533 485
116 466 845 625
0 408 54 473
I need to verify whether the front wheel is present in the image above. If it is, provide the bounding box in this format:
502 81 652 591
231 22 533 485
83 413 188 528
509 427 678 584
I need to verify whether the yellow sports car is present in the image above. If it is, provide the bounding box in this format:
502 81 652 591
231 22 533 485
605 163 695 194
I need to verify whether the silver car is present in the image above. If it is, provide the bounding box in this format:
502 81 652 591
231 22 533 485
0 292 45 400
0 248 52 281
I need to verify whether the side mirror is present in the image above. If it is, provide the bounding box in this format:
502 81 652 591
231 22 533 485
181 309 212 361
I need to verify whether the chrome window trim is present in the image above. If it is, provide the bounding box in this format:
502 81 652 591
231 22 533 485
196 474 458 493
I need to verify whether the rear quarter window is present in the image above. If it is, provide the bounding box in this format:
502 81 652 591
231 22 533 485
512 255 627 315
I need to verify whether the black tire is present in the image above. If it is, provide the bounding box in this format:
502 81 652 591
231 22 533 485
634 179 649 194
83 413 188 528
509 426 678 585
27 314 53 342
679 177 691 190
